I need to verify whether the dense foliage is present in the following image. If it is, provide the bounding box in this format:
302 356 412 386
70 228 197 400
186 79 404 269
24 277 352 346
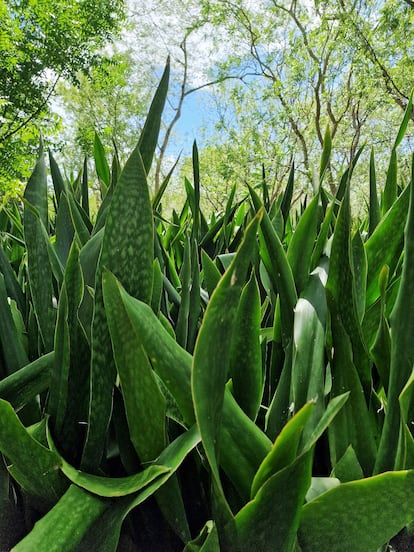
1 61 414 551
0 0 125 186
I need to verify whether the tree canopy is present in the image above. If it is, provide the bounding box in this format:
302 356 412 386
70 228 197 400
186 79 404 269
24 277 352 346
0 0 125 188
1 0 414 209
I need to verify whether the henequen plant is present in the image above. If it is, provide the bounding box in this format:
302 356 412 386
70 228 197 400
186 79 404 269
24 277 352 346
1 60 414 551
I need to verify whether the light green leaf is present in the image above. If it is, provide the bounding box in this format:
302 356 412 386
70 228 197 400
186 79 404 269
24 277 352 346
299 470 414 552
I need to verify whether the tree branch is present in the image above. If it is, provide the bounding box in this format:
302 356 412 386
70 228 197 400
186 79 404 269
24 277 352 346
0 76 60 143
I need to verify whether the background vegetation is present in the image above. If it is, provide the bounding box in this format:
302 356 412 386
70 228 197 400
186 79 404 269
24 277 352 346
2 0 414 210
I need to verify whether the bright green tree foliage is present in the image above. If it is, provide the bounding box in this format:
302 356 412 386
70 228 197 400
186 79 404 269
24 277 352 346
0 0 125 188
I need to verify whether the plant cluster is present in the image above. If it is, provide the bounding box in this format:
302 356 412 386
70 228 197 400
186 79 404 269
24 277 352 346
1 62 414 551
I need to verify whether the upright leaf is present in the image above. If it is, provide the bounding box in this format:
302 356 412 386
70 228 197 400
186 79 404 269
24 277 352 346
229 272 262 420
138 58 170 174
286 194 320 295
280 164 294 226
365 184 409 307
291 261 328 443
326 184 370 391
82 146 154 470
249 186 297 345
192 214 260 496
103 269 166 462
382 148 398 216
23 142 55 352
376 154 414 472
368 147 381 236
94 133 111 190
319 126 332 184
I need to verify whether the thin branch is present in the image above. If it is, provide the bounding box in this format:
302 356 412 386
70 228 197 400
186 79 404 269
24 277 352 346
0 75 60 143
337 0 408 111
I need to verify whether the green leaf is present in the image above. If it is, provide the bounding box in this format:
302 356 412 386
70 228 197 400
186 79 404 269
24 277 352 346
310 198 335 270
382 147 398 215
48 286 70 433
150 257 163 315
299 470 414 552
331 445 364 482
0 273 28 375
49 150 67 204
83 135 154 470
326 184 370 391
48 428 168 497
67 192 92 247
23 140 48 227
233 449 312 552
54 192 75 266
51 424 200 499
113 289 195 425
103 269 166 462
49 242 90 463
265 340 294 440
251 402 314 498
81 156 90 216
192 140 201 240
112 285 272 500
192 213 260 495
229 272 263 420
77 425 200 552
0 246 25 317
370 265 391 392
368 147 381 236
94 133 111 189
219 388 271 501
287 194 320 295
138 58 170 174
0 353 52 410
23 143 55 353
394 92 413 149
280 164 294 226
249 185 297 345
176 234 192 348
183 521 219 552
291 261 328 442
201 250 222 297
319 126 332 184
365 184 409 307
188 238 201 353
376 154 414 472
397 372 414 470
328 317 376 475
351 230 367 324
0 400 66 504
12 484 109 552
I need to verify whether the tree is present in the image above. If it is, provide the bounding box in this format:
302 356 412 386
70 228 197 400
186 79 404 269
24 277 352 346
56 0 252 194
0 0 126 189
197 0 414 195
56 51 153 166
